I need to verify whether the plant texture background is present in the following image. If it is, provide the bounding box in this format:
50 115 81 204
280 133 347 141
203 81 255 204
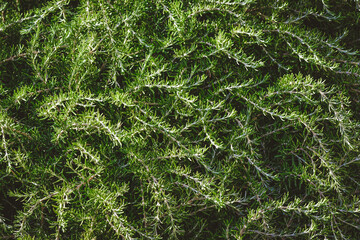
1 0 360 239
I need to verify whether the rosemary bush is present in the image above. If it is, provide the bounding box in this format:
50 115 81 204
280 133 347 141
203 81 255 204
1 0 360 239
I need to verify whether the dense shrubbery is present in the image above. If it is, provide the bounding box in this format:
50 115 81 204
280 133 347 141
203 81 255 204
1 0 360 239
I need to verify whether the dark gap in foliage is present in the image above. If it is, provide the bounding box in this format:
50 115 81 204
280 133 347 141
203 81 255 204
0 181 23 225
17 0 46 13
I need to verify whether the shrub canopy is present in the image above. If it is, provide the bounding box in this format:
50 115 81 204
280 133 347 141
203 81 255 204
0 0 360 239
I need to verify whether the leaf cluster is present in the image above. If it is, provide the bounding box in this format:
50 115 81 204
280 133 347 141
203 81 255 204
0 0 360 239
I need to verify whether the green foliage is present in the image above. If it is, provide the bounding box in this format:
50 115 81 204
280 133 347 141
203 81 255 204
1 0 360 239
